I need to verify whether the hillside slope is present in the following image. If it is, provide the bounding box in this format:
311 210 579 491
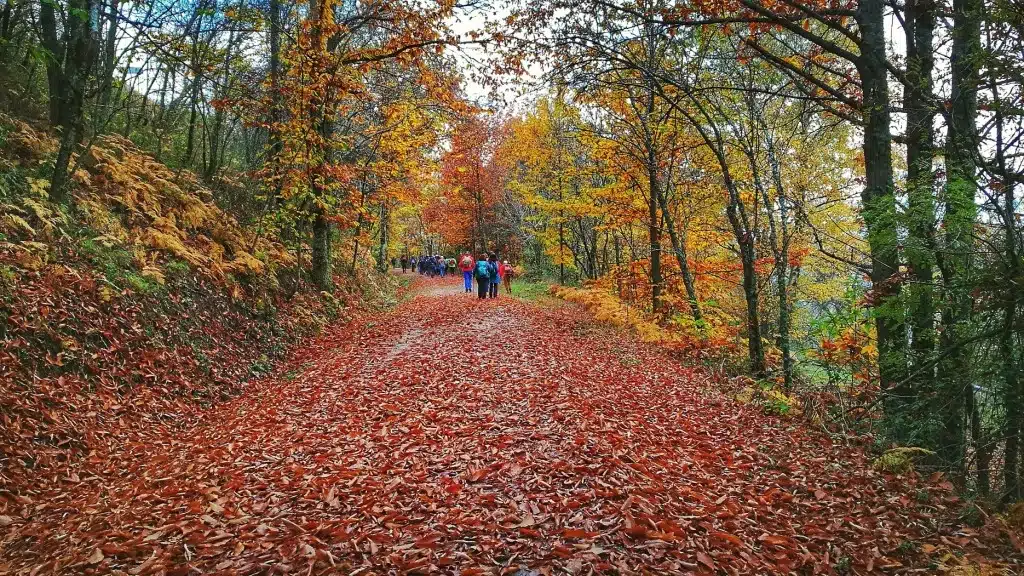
0 116 379 492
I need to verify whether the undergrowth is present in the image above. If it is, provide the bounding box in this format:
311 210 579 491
0 114 395 491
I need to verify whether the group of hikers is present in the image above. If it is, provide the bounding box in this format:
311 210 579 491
399 254 455 277
459 252 514 298
397 252 515 298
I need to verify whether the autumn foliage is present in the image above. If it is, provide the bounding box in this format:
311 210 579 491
1 0 1024 571
0 116 363 493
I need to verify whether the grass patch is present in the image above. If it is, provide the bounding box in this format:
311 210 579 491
79 237 134 281
510 279 556 303
126 272 163 296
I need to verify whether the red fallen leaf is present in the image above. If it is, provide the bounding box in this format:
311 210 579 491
647 530 678 541
552 545 574 558
519 527 541 537
758 534 790 547
468 467 488 482
461 569 488 576
697 552 716 570
562 528 589 539
814 489 827 500
414 533 442 549
710 530 743 547
624 525 648 538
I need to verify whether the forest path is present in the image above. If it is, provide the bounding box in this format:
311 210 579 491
3 276 955 575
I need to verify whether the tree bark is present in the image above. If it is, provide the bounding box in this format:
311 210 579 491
656 183 701 322
990 35 1022 502
97 0 120 119
48 0 96 203
308 0 333 290
937 0 981 477
903 0 938 416
642 84 662 313
183 5 205 166
205 27 237 181
856 0 904 395
764 133 795 391
377 201 390 273
267 0 283 201
311 211 333 290
38 0 65 129
1001 289 1021 502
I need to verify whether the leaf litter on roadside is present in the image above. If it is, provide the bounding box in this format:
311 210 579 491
0 278 1017 574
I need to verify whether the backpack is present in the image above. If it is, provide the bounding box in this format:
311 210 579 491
487 261 498 279
460 255 473 268
474 260 490 280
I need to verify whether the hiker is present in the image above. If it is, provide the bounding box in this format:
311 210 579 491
435 255 446 277
447 257 456 276
502 260 515 294
409 256 416 274
459 253 474 293
474 254 491 299
400 255 408 273
487 253 500 298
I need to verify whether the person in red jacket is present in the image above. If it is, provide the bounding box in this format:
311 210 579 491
502 260 515 294
458 252 475 293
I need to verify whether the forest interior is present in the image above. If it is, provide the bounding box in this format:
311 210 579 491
2 0 1024 573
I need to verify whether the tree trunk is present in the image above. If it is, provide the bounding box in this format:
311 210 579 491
901 0 938 423
738 233 764 375
724 132 765 376
765 141 794 391
991 41 1022 502
657 184 701 322
184 79 201 165
98 0 120 120
311 211 333 290
647 164 662 313
377 201 390 273
48 0 95 203
856 0 904 395
558 220 565 284
1002 294 1021 502
183 8 204 166
154 67 170 160
267 0 283 201
0 0 13 46
937 0 981 477
38 0 65 128
308 0 334 291
969 387 991 495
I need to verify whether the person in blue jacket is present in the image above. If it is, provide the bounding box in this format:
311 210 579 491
474 254 491 299
487 253 500 298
